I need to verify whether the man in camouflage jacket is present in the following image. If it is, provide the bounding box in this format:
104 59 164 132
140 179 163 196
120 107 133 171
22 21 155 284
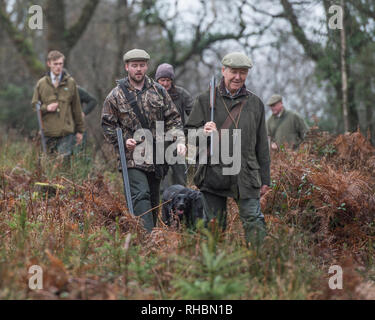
185 52 270 246
101 49 185 233
155 63 194 189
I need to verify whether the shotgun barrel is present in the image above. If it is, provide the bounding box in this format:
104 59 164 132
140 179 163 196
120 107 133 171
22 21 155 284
116 127 135 216
209 76 216 157
36 101 47 154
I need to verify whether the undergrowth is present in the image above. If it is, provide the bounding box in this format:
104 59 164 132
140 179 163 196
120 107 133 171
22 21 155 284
0 129 374 299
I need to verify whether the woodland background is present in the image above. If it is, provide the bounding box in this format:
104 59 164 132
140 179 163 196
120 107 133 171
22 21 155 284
0 0 375 300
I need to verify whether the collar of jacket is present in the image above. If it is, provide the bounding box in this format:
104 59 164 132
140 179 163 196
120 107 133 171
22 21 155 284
275 108 287 119
46 70 69 85
218 77 248 99
168 84 180 101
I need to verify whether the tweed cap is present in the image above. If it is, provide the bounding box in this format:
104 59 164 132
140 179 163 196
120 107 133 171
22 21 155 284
221 52 253 69
267 94 283 106
155 63 175 81
123 49 150 62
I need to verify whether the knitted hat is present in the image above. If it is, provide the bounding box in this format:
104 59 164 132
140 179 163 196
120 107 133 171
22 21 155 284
155 63 175 81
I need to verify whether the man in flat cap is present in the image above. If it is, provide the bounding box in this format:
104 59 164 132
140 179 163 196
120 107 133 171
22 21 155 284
185 52 271 246
101 49 185 233
155 63 194 190
266 94 309 150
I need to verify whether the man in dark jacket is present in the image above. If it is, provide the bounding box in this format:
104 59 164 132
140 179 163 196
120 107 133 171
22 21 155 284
31 50 84 157
185 52 270 246
73 86 98 152
101 49 185 233
155 63 194 189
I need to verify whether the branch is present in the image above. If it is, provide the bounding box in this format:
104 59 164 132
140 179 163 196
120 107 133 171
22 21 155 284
0 5 45 78
280 0 324 62
64 0 100 49
248 3 286 18
350 0 375 21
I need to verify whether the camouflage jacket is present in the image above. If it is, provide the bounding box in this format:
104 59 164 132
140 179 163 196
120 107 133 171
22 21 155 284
267 109 309 149
101 76 184 172
31 71 84 137
185 78 270 199
168 85 194 125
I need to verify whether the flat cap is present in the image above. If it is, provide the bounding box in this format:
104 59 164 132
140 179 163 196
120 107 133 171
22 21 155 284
267 94 283 106
221 52 253 69
123 49 150 62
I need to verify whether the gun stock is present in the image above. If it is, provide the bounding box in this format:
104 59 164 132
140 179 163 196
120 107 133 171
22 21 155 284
116 127 135 216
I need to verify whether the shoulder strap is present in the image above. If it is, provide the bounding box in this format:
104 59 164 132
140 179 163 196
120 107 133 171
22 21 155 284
118 79 150 129
220 100 246 130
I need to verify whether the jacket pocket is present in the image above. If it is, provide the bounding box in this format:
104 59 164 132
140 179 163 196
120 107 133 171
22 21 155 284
119 109 136 130
203 164 231 190
46 95 58 104
245 159 261 188
149 98 163 121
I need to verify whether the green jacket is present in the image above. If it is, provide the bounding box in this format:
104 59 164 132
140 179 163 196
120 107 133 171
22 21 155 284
267 109 308 149
31 71 84 137
185 78 270 199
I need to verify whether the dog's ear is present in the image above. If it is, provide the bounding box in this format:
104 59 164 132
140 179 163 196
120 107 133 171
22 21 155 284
186 190 197 200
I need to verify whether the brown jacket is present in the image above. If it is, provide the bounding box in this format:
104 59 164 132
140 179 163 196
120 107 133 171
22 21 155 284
31 71 84 137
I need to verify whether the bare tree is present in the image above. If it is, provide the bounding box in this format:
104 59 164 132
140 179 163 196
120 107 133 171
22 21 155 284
0 0 100 78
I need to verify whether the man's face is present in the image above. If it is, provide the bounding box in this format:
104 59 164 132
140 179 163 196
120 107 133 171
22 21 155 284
158 77 172 91
221 67 248 94
125 60 148 84
270 101 284 116
47 57 64 76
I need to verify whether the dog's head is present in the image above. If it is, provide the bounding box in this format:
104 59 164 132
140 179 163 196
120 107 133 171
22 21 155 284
171 193 191 219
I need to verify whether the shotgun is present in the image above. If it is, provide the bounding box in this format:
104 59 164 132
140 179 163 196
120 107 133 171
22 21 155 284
35 101 47 154
116 127 135 216
209 76 216 157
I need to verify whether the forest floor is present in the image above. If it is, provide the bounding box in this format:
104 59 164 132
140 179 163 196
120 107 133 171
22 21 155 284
0 128 374 300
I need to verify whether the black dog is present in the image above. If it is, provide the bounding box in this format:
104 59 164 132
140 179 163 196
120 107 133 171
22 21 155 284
162 185 205 229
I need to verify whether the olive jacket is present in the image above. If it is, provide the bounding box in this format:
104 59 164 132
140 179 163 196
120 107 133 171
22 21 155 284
267 109 309 149
31 71 84 137
185 78 270 199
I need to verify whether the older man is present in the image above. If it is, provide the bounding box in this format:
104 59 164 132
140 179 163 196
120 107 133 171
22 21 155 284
31 50 84 157
185 52 270 246
155 63 194 189
101 49 185 233
266 94 309 150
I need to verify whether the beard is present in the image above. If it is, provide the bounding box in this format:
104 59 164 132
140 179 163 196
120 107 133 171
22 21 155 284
129 73 145 84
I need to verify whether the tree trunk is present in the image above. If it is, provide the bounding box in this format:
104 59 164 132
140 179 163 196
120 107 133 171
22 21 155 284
340 0 349 133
